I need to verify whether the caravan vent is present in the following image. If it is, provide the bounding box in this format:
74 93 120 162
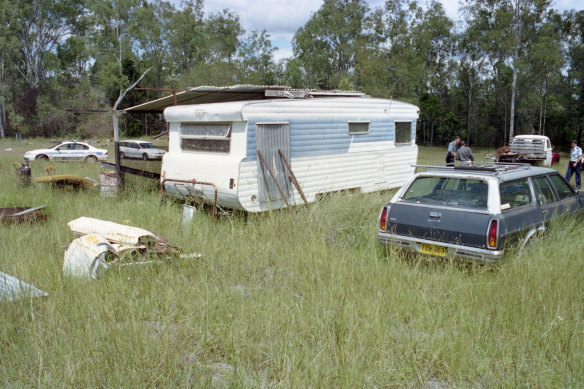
348 121 370 135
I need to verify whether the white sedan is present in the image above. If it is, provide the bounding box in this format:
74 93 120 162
24 141 108 162
119 140 166 160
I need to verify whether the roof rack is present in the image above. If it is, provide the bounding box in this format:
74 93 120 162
413 162 533 177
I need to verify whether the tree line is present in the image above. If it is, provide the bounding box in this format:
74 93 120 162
1 0 583 149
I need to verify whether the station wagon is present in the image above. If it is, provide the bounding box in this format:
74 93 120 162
377 164 584 262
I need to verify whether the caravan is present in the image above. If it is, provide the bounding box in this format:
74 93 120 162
160 94 419 212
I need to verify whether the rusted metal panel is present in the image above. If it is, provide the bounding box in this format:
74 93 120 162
0 271 48 302
0 206 48 224
35 175 97 190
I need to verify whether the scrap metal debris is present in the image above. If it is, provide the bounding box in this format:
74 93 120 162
63 234 118 279
0 271 48 302
64 217 188 279
0 206 48 224
13 161 31 186
35 175 97 190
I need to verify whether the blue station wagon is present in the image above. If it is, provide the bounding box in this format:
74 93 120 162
377 164 584 262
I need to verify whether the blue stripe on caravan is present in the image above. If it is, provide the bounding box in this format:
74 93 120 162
246 118 412 160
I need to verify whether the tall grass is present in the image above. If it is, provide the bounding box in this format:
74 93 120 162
0 139 582 387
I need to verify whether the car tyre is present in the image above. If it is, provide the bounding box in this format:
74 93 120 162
36 155 49 161
85 155 98 163
142 153 149 161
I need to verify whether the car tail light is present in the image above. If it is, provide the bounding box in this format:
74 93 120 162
487 220 498 248
379 207 388 231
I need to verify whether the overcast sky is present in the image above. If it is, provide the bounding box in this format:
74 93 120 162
202 0 583 61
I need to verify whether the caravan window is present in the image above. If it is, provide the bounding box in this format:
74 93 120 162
348 121 370 135
180 123 231 153
395 122 412 144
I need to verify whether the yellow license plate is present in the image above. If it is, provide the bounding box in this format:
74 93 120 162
420 243 446 257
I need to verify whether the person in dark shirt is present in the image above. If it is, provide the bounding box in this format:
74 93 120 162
456 139 474 166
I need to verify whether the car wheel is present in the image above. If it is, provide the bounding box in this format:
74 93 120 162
85 155 98 163
142 153 149 161
36 155 49 161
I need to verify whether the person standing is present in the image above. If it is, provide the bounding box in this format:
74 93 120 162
456 139 474 166
565 140 582 190
446 136 460 166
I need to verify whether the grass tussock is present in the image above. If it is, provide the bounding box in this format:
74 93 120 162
0 139 582 387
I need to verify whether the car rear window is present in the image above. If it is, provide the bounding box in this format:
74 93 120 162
400 176 488 209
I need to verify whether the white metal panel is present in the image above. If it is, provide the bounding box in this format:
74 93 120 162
0 272 48 302
164 101 248 123
237 144 417 212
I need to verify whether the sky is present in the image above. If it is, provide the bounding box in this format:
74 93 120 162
202 0 583 61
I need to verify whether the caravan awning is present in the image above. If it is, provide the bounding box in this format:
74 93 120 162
124 85 365 113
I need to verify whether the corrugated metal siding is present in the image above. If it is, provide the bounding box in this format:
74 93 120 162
256 123 291 202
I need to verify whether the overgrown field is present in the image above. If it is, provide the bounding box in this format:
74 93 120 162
1 139 582 387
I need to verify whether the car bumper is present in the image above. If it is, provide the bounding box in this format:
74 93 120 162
377 232 504 263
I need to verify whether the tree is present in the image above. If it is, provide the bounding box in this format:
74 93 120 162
292 0 370 89
86 0 142 102
463 0 552 141
167 0 206 76
238 30 282 85
561 10 584 144
11 0 83 92
204 9 244 63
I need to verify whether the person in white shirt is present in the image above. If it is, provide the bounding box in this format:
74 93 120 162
445 136 460 166
565 140 583 189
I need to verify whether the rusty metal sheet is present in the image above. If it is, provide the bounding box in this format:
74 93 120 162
0 271 48 302
35 175 97 190
63 233 118 279
0 206 48 224
67 217 160 246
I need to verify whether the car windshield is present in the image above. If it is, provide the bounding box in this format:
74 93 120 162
400 176 489 209
139 143 155 149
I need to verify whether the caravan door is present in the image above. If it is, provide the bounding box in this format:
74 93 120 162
256 122 291 203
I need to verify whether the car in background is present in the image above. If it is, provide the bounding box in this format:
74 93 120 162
377 163 584 263
551 151 560 166
24 141 108 163
119 140 166 160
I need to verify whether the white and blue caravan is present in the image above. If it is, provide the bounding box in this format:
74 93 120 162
161 96 419 212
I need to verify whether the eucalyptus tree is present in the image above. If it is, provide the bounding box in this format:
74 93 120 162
292 0 370 89
204 9 244 63
238 30 282 85
86 0 142 102
462 0 553 141
561 10 584 144
177 8 245 88
410 0 455 100
9 0 83 93
0 0 20 137
522 19 563 135
167 0 206 77
358 0 421 98
0 0 84 135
